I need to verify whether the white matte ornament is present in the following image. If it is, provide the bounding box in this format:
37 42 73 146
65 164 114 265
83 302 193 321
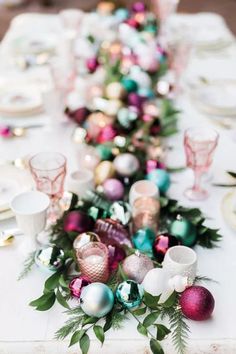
142 268 166 297
106 82 125 100
113 153 139 177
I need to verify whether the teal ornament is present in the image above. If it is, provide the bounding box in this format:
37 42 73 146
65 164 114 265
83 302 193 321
116 280 144 309
80 283 114 318
132 228 155 255
144 24 157 34
115 8 129 21
170 216 197 247
121 77 138 93
147 168 170 194
96 144 112 160
138 87 155 99
35 246 64 273
117 107 138 129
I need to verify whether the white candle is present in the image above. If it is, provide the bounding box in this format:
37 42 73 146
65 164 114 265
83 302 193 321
85 254 103 265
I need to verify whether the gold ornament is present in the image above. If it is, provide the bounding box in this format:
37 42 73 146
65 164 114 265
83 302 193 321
105 82 125 100
109 41 123 58
95 161 115 185
87 112 114 139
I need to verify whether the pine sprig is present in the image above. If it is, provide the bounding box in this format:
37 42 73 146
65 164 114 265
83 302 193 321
55 315 84 340
169 306 190 354
18 251 36 280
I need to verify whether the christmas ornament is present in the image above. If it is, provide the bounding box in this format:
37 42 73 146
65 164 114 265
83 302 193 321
113 153 139 177
130 70 151 89
94 218 132 247
94 161 115 185
108 244 126 271
97 1 115 15
170 216 197 247
73 232 100 250
126 18 140 29
127 93 143 109
116 280 144 309
68 107 90 125
179 286 215 321
132 1 146 13
80 283 114 318
142 267 166 297
86 57 99 73
96 144 112 160
97 125 117 143
132 228 155 254
72 127 88 144
63 211 95 234
69 276 91 298
86 112 114 139
153 232 180 263
76 145 100 171
109 201 131 225
117 106 139 129
115 8 129 22
103 178 125 201
35 246 64 273
143 101 160 118
105 82 125 100
147 168 171 194
121 77 138 93
122 251 154 283
146 160 165 174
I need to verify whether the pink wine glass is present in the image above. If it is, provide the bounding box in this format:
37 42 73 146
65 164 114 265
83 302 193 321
184 128 219 201
29 152 67 223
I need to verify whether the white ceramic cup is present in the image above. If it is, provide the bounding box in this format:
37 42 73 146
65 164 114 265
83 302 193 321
162 245 197 283
67 170 94 198
129 180 159 207
10 191 50 253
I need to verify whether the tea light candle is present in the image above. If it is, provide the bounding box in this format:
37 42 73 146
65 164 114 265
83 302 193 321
129 180 159 206
67 169 94 199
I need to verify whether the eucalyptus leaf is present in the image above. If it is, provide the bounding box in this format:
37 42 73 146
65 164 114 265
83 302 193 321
143 311 160 328
132 307 147 316
137 323 148 337
36 292 56 311
69 329 85 347
93 325 105 345
79 333 90 354
162 292 177 308
44 272 61 292
155 324 171 341
56 289 70 309
150 339 164 354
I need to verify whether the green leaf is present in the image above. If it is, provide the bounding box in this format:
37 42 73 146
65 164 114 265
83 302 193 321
143 292 160 309
56 289 70 309
83 316 98 326
79 333 90 354
93 325 105 345
59 275 69 289
137 323 148 337
30 292 55 308
36 292 56 311
150 339 164 354
143 311 160 328
132 307 147 316
162 292 177 308
44 272 61 292
69 193 79 210
156 324 171 341
227 171 236 179
69 329 85 347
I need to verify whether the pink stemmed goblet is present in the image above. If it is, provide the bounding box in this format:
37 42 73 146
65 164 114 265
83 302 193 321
29 152 67 223
184 128 219 201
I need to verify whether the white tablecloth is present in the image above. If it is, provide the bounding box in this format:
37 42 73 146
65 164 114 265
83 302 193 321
0 12 236 354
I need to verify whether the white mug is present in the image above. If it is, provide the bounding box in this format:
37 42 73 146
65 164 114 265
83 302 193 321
162 246 197 283
10 191 50 253
129 180 159 207
67 170 94 199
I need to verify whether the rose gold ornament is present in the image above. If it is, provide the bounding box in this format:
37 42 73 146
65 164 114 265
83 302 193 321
123 252 154 283
87 112 114 139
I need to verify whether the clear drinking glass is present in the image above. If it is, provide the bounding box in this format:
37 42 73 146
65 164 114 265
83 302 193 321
29 152 67 223
184 127 219 201
76 242 109 283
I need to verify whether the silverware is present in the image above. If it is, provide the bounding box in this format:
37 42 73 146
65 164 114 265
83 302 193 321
0 228 23 247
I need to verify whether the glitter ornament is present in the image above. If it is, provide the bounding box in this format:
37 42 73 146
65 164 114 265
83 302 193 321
94 218 132 247
153 232 181 263
170 216 197 247
147 168 171 194
109 201 132 226
35 246 64 273
97 125 117 143
122 252 154 283
113 153 139 177
103 179 125 201
94 161 115 185
179 286 215 321
116 280 144 309
80 283 114 318
63 211 95 234
69 276 91 298
73 232 100 250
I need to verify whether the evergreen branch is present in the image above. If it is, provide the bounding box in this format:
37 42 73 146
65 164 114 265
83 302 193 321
55 315 84 340
194 275 218 284
18 251 36 280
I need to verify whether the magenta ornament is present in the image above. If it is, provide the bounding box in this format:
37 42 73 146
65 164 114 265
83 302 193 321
126 18 139 29
108 244 126 271
103 178 125 201
146 160 165 174
0 126 12 138
86 57 99 73
179 286 215 321
69 276 91 298
69 107 90 125
94 218 132 247
127 93 143 109
63 211 95 233
97 125 117 143
132 1 146 12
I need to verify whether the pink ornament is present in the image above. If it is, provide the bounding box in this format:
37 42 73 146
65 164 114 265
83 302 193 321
68 107 90 125
132 1 146 12
146 160 165 174
86 57 99 73
97 125 117 143
63 211 95 233
103 178 125 201
127 93 143 109
125 18 139 29
179 286 215 321
108 244 126 271
0 126 12 138
69 276 91 298
142 114 154 123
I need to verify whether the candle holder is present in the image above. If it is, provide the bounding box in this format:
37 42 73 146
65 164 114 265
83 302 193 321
129 180 159 207
76 242 109 283
132 196 160 233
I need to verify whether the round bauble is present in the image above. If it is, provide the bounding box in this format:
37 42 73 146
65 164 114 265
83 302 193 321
69 276 91 298
116 280 144 309
113 153 139 177
117 107 139 129
109 201 132 226
132 228 155 254
108 244 126 271
147 168 171 194
68 107 90 125
129 68 151 89
94 161 115 185
94 218 132 247
143 102 160 118
76 145 100 171
103 179 125 201
153 232 181 263
115 8 129 21
105 82 125 100
142 268 166 297
127 93 143 109
73 232 100 250
35 246 64 273
179 286 215 321
97 125 117 144
86 57 99 73
96 144 112 160
123 252 154 283
170 217 197 247
138 87 155 99
80 283 114 318
132 1 146 12
86 112 114 139
121 77 138 93
63 211 95 234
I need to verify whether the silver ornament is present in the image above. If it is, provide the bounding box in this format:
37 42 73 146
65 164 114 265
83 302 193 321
35 246 64 273
80 283 114 318
109 201 131 226
123 251 154 283
113 153 139 177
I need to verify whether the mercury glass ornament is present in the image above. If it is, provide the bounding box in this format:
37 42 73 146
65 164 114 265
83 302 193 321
73 232 100 250
80 283 114 318
116 280 144 309
122 252 154 283
113 153 139 177
109 201 131 226
35 246 64 273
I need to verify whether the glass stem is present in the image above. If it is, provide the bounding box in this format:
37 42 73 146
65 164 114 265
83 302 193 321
193 170 202 192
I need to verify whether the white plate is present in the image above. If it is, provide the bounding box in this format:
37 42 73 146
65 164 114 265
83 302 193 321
221 190 236 231
0 165 33 220
12 34 57 55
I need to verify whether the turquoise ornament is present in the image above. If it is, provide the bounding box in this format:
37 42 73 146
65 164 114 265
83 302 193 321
115 8 129 21
116 280 144 309
121 77 138 93
96 144 112 160
170 216 197 247
80 283 114 318
138 87 155 99
144 24 157 34
117 107 138 129
147 168 170 194
132 228 155 255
